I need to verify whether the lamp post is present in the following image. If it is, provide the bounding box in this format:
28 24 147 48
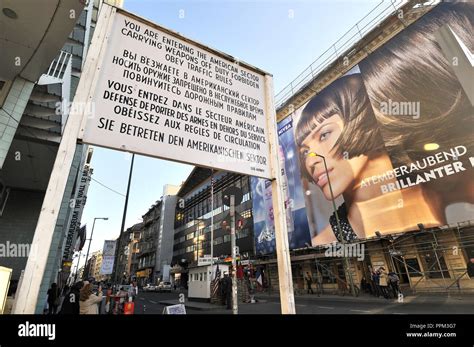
308 152 357 296
73 252 85 283
83 217 108 280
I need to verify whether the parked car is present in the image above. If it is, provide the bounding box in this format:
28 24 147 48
157 281 172 292
143 284 157 292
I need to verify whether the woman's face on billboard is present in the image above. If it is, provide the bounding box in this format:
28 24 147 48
299 114 368 200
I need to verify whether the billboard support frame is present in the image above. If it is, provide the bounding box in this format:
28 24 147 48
263 75 296 314
13 5 117 313
14 3 296 314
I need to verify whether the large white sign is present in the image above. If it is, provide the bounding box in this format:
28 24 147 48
100 256 115 275
102 240 116 257
80 12 271 178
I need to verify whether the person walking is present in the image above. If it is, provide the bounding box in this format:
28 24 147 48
378 267 390 299
372 269 380 297
388 272 401 298
305 272 314 294
47 283 60 315
79 283 103 314
128 281 138 302
222 272 232 309
59 281 83 314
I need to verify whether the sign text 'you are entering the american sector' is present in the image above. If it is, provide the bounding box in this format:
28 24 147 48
80 12 271 178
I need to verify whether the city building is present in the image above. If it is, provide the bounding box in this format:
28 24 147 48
136 203 160 287
171 168 254 287
131 185 180 287
114 222 142 285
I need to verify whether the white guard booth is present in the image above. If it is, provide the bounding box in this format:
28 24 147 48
188 264 229 301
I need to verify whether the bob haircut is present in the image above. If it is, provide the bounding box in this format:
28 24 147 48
359 2 474 170
295 73 385 181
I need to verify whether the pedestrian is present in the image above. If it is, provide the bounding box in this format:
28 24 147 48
305 272 314 294
128 281 138 301
79 283 103 314
105 285 113 314
378 267 389 299
372 269 380 297
47 283 60 314
388 272 401 298
222 272 232 309
315 270 323 296
59 281 83 314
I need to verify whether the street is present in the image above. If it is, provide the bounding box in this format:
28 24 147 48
133 291 474 315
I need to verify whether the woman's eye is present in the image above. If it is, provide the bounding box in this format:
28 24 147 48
301 149 309 157
320 130 331 141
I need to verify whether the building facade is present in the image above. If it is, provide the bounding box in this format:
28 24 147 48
256 1 474 295
171 168 254 287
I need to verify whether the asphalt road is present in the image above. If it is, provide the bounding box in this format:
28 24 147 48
133 291 474 315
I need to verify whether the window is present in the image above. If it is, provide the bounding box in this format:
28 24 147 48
421 253 450 279
237 229 249 239
214 237 223 245
405 258 422 277
223 235 231 243
199 273 203 281
186 232 194 241
242 176 249 196
241 209 252 219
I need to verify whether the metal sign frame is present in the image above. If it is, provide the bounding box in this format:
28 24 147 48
13 3 295 314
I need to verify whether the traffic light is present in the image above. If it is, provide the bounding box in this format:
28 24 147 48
220 212 245 231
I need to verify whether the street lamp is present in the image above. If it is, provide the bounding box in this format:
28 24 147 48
83 217 108 280
307 152 357 296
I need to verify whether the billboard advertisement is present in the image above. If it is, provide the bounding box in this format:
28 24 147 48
251 117 311 254
252 2 474 250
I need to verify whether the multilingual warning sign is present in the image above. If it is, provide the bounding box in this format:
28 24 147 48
80 11 272 178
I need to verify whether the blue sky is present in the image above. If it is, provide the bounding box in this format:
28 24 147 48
78 0 382 267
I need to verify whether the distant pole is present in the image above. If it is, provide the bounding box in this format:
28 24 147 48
319 153 356 297
114 153 135 283
73 251 82 282
210 170 214 285
83 217 108 280
230 194 238 314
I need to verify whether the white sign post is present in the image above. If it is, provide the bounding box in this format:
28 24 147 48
14 3 295 314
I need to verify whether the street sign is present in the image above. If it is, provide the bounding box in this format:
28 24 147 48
102 240 117 256
222 186 243 207
163 304 186 315
79 9 271 179
198 256 218 266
